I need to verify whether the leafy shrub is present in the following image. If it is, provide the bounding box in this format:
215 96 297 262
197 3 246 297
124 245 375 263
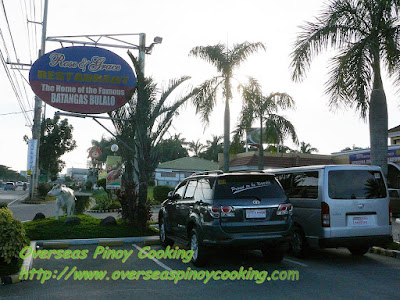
0 202 8 209
0 209 29 264
75 196 91 214
95 194 113 210
85 181 93 191
153 185 174 203
38 183 52 197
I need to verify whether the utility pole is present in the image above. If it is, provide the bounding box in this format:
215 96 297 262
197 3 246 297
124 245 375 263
29 0 49 199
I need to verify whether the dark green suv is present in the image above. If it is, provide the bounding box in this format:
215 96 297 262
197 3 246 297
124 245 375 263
159 171 293 266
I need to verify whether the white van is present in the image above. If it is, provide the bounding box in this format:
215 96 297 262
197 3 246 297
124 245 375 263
270 165 392 257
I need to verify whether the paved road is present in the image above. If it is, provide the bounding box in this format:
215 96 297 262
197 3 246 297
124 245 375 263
2 243 400 299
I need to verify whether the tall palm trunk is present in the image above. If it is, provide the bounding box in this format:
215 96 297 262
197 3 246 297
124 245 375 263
369 60 388 176
258 116 264 170
223 92 230 172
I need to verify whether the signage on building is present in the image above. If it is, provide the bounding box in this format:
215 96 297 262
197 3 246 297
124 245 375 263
349 149 400 164
27 139 37 175
29 46 136 114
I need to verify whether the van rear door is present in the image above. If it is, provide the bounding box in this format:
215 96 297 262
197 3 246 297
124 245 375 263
326 168 391 238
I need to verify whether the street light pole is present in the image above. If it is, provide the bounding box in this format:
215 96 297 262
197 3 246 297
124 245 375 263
29 0 49 199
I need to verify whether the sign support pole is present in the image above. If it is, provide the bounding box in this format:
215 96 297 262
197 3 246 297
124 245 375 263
29 0 49 200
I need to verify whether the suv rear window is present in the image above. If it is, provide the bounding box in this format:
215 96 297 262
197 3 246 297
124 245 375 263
328 170 387 199
214 175 286 199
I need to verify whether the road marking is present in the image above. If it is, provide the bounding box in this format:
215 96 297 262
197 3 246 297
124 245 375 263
395 218 400 224
283 258 309 267
21 220 30 223
7 194 28 206
132 244 173 271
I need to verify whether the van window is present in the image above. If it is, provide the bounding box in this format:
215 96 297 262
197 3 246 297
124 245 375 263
214 175 286 199
174 181 187 199
288 172 319 199
328 170 387 199
276 174 291 191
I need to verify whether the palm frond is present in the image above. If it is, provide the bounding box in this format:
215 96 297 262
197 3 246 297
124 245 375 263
189 44 227 72
230 42 266 69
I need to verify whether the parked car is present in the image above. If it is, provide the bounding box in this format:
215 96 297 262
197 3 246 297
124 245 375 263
388 188 400 217
271 165 392 258
159 171 293 266
4 182 16 191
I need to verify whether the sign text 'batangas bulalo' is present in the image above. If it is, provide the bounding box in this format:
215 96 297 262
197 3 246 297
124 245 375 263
29 46 136 114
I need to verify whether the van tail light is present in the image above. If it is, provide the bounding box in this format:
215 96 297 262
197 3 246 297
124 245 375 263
389 202 392 225
321 202 330 227
209 206 220 218
277 204 293 216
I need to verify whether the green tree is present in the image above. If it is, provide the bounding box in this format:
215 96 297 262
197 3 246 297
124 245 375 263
190 42 266 171
37 116 76 181
200 135 223 162
299 141 319 154
110 52 196 230
234 77 298 169
187 139 206 157
156 134 189 163
290 0 400 176
0 165 26 181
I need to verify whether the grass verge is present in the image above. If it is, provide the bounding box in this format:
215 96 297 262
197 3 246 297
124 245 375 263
386 242 400 251
23 215 155 240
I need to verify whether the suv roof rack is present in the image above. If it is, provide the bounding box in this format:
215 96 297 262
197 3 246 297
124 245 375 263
231 170 265 173
190 170 224 177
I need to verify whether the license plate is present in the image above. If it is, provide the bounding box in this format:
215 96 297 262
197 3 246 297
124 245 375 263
246 209 266 219
352 216 370 226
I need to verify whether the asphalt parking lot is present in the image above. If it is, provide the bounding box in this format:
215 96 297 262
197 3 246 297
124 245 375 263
2 242 400 299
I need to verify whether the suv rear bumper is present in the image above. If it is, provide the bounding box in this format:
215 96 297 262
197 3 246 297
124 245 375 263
318 235 393 249
201 226 293 248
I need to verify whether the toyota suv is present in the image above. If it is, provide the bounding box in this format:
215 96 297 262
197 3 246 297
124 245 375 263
159 171 293 266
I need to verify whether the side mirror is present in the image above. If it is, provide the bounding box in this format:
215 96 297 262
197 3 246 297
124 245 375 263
167 191 174 200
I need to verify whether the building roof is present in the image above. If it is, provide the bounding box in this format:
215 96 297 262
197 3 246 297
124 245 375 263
229 153 333 169
157 157 219 171
389 125 400 133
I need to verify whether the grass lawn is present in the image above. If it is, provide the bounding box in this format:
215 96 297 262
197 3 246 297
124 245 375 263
23 215 157 240
387 242 400 251
0 258 23 276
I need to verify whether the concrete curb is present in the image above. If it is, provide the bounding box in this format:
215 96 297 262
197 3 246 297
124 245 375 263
369 246 400 259
1 241 36 285
35 235 160 248
86 208 121 213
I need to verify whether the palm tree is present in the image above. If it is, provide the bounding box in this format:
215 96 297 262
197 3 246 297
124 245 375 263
187 139 206 157
110 52 196 229
290 0 400 176
201 135 223 161
299 141 319 154
235 77 298 169
190 42 266 171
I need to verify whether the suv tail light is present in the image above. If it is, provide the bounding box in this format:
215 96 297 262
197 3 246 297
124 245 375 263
389 202 392 225
221 206 235 217
276 204 293 216
208 206 235 218
321 202 330 227
209 206 220 218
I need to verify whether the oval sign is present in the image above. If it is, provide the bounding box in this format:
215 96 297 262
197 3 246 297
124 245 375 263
29 46 136 114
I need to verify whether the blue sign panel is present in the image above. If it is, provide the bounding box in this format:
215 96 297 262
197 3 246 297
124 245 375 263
29 46 136 114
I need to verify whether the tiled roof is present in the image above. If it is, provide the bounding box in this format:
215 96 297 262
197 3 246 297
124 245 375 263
157 157 219 171
229 153 333 169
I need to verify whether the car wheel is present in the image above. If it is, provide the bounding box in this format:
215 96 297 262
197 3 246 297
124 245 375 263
290 227 308 258
261 246 285 263
159 218 173 247
348 246 369 256
189 228 207 267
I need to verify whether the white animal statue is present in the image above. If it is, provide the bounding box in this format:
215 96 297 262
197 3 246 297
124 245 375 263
47 184 76 220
